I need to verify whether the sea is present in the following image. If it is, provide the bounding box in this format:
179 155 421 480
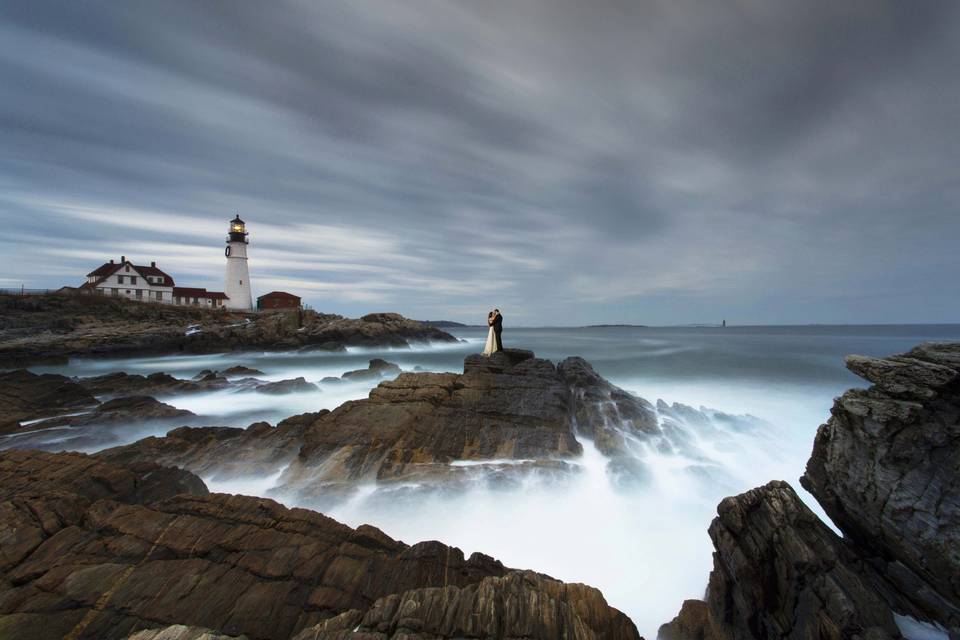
20 324 960 638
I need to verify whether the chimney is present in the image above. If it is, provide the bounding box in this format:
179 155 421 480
121 255 126 263
109 259 114 264
151 261 156 267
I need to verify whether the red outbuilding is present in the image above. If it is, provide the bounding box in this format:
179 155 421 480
257 291 301 311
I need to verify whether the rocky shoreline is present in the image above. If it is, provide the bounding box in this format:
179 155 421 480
0 294 458 367
0 334 958 639
0 449 638 640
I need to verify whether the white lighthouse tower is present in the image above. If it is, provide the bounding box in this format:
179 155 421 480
224 215 253 310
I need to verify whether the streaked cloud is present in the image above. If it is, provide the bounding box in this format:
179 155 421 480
0 1 958 324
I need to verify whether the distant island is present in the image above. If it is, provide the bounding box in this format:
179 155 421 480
581 323 649 328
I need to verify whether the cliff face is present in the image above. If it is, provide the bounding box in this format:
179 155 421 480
800 344 960 626
0 449 639 640
661 342 960 640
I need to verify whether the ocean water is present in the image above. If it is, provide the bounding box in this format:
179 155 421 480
18 324 960 638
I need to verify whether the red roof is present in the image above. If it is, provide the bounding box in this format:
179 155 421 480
258 291 300 301
86 263 118 278
85 260 175 286
173 287 229 300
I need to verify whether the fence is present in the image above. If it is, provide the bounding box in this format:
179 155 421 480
0 288 65 296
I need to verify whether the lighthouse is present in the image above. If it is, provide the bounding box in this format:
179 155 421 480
224 215 253 310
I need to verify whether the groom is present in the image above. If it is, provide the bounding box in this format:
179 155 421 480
492 309 503 350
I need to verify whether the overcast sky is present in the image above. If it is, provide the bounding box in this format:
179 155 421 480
1 1 958 325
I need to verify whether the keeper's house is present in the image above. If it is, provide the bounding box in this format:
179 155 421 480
80 257 229 308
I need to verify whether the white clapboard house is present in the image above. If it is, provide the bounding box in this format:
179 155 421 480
80 257 229 308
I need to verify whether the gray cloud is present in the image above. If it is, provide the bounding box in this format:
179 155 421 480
0 0 958 324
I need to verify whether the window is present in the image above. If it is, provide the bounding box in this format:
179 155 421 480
155 291 163 300
117 276 124 284
125 265 130 272
130 276 137 285
239 280 242 285
136 289 143 298
125 290 131 294
111 288 119 297
193 297 199 304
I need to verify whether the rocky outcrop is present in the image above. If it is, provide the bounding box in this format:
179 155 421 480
0 369 98 433
657 600 719 640
95 349 755 505
291 571 639 640
76 371 216 397
661 342 960 639
98 412 328 480
127 627 245 640
0 294 456 366
0 449 638 640
801 342 960 627
31 396 193 428
278 350 584 502
255 377 318 394
340 358 401 381
704 481 901 640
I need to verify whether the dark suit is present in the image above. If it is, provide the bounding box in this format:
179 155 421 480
492 313 503 350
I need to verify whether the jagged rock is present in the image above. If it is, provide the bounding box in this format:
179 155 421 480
127 626 246 640
844 353 957 399
657 600 720 640
279 350 583 501
558 357 658 481
341 358 401 381
255 377 318 394
0 369 98 433
704 481 901 640
98 412 328 480
291 570 639 640
0 449 207 576
0 449 637 640
801 342 960 627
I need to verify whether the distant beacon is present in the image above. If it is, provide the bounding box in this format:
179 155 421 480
224 215 253 310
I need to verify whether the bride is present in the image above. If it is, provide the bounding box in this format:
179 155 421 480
483 310 499 356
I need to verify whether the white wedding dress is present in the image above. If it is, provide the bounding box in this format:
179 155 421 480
483 324 498 356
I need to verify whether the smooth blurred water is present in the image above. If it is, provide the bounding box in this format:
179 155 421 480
21 324 960 637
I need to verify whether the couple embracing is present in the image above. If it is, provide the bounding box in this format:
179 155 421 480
483 309 503 357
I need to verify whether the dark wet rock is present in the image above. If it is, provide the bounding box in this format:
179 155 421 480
27 395 194 429
801 342 960 627
0 294 456 366
0 449 637 640
340 358 401 381
77 371 220 398
320 376 342 384
657 600 720 640
705 481 902 640
291 570 640 640
558 357 658 481
220 365 265 377
844 353 957 399
98 411 328 480
254 377 318 394
0 369 98 433
126 627 245 640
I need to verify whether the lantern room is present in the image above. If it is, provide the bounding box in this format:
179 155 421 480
227 215 249 244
